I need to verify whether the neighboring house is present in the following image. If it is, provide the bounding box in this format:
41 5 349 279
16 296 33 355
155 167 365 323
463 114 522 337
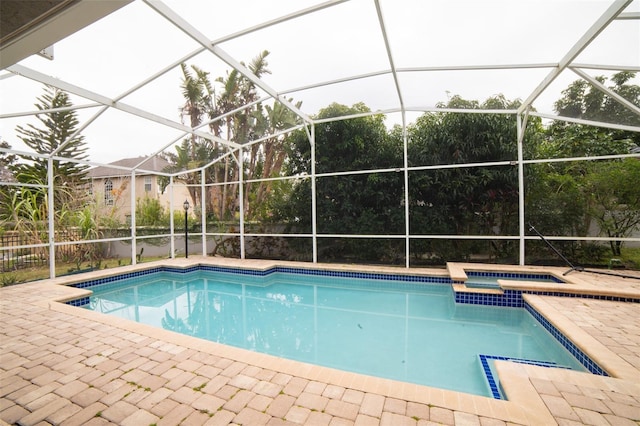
87 156 191 222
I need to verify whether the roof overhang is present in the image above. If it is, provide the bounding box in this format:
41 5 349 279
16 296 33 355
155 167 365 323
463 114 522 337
0 0 133 70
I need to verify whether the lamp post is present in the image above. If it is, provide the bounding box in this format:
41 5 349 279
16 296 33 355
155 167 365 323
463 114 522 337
183 199 189 258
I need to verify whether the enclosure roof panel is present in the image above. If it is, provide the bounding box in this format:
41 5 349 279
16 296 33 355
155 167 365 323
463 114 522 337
0 0 638 165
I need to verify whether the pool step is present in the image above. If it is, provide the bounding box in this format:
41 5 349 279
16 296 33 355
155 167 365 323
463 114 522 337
478 354 571 400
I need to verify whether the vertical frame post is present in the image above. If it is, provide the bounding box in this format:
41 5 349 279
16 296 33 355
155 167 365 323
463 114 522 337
238 148 245 259
169 175 175 258
47 157 55 278
131 170 137 265
402 111 410 268
310 124 317 263
201 169 206 256
517 111 529 265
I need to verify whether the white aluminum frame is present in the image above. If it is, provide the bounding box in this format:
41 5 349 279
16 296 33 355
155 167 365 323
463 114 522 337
0 0 638 278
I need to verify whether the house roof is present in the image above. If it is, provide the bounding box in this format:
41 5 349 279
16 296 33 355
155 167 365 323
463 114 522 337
87 156 170 179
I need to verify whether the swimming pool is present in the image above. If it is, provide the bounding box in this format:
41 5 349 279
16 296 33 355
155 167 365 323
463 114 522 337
74 267 588 398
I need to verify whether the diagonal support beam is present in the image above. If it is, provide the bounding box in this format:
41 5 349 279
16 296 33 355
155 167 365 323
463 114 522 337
374 0 404 112
518 0 633 114
8 64 241 151
143 0 313 125
570 67 640 119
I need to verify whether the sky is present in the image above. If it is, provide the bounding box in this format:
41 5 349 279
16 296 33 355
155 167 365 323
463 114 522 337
1 0 639 166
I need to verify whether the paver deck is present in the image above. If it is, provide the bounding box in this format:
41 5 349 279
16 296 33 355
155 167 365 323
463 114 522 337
1 257 639 425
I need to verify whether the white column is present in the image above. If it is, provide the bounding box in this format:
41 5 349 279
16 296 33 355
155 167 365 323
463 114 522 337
201 169 206 256
310 124 317 263
239 148 246 259
516 112 528 265
131 170 137 265
402 111 410 268
169 175 175 258
47 157 55 278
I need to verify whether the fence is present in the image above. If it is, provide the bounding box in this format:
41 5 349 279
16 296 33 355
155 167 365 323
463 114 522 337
0 230 83 272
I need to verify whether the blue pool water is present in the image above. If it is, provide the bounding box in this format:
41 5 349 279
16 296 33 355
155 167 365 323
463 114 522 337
81 270 585 398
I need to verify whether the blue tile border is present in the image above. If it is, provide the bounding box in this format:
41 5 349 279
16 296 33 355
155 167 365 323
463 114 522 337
455 288 640 307
524 302 608 377
68 265 640 308
65 296 90 307
69 266 168 288
455 289 525 307
65 265 454 306
479 354 571 399
455 293 614 377
62 263 619 397
67 265 454 294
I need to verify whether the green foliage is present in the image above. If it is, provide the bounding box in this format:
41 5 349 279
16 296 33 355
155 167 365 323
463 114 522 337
77 205 99 240
554 71 640 129
0 273 19 287
0 180 51 261
584 159 640 255
11 86 89 211
71 204 103 270
171 209 197 230
525 167 587 236
546 71 639 158
135 197 168 226
621 247 640 269
166 52 302 223
407 95 530 260
281 103 405 261
527 71 640 258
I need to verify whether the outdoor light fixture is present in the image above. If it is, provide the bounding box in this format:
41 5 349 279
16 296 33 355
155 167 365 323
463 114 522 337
183 199 189 258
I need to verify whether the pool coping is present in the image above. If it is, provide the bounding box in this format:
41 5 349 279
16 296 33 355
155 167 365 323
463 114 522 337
50 259 640 380
5 257 640 425
41 274 548 424
61 260 618 380
449 261 640 302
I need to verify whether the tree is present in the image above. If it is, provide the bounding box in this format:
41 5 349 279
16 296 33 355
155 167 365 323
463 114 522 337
546 71 639 159
172 63 216 212
407 95 533 261
0 139 17 174
531 72 640 228
0 140 17 219
280 102 404 262
245 98 302 220
528 72 640 251
210 50 273 221
11 86 89 210
167 51 302 224
584 158 640 256
554 71 640 131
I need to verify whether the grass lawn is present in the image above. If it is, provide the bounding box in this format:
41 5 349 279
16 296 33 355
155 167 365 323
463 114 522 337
1 255 171 286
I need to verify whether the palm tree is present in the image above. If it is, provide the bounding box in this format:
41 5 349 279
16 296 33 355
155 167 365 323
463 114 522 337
244 99 302 218
169 51 302 225
175 64 216 210
210 50 272 221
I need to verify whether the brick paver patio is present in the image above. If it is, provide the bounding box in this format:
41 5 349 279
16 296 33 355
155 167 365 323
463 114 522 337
1 258 639 425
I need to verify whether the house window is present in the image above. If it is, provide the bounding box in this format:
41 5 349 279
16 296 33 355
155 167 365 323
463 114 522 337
104 179 114 206
144 176 152 192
